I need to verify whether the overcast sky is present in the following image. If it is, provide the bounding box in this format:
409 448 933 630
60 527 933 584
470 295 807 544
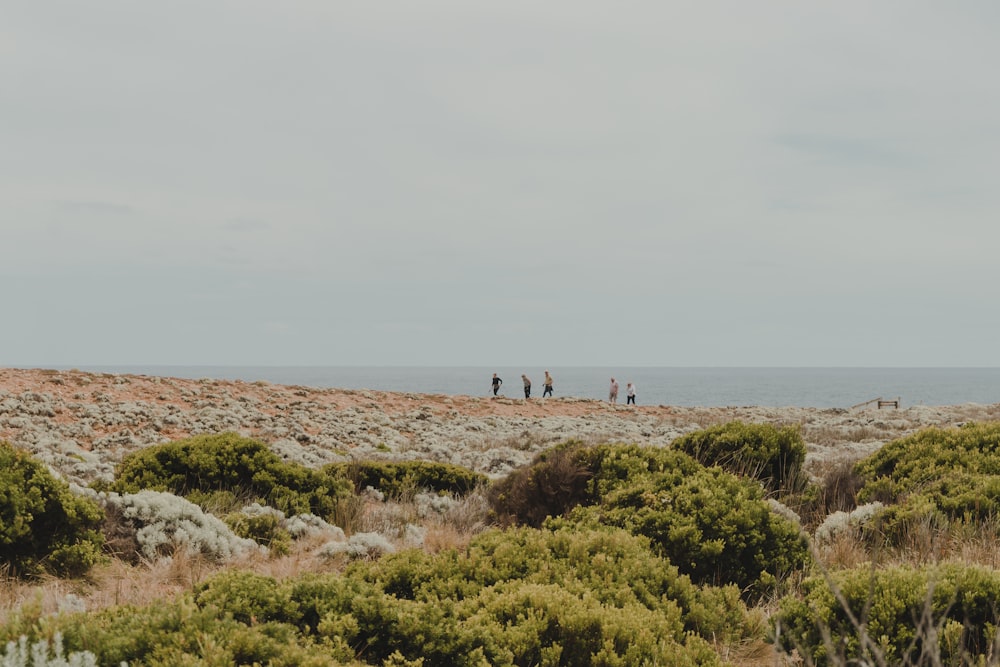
3 1 999 367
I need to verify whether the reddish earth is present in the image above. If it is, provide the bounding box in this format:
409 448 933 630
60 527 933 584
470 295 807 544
0 367 674 420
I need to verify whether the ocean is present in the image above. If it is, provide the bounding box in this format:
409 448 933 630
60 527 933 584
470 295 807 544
64 366 1000 409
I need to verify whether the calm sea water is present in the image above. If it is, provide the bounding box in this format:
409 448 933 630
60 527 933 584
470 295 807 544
66 366 1000 408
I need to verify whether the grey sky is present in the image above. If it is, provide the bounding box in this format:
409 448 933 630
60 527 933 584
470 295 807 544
3 1 998 367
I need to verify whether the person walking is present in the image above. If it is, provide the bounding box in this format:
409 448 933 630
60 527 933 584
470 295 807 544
542 370 554 398
521 374 532 399
626 382 636 405
609 377 619 404
491 373 503 397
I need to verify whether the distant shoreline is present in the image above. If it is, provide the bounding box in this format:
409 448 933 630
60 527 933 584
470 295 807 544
11 364 1000 408
2 367 999 490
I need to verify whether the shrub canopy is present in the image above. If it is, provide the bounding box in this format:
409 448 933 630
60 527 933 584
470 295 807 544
489 441 810 598
855 422 1000 539
775 563 1000 666
25 525 744 666
672 421 807 494
325 460 487 498
0 441 104 577
110 432 351 520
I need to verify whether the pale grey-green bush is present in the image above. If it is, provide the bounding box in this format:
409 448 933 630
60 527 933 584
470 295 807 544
102 490 259 562
0 633 106 667
318 531 395 560
813 501 884 544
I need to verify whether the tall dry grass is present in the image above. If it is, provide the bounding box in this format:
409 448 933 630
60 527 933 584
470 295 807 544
1 489 493 628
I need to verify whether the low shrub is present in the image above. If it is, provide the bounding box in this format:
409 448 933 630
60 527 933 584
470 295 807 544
486 442 594 527
489 442 810 598
325 461 487 498
103 490 259 562
573 458 808 598
1 633 98 667
357 524 758 645
0 441 104 578
855 422 1000 541
672 421 808 495
194 570 299 626
109 432 352 520
2 525 752 666
774 563 1000 666
224 505 293 556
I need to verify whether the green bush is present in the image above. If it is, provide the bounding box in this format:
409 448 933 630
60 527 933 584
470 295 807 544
224 511 293 556
357 525 757 646
0 441 104 578
109 432 352 520
325 460 487 498
53 596 350 667
774 563 1000 666
195 570 300 625
486 441 595 527
4 525 752 665
490 442 810 598
855 422 1000 540
672 421 808 495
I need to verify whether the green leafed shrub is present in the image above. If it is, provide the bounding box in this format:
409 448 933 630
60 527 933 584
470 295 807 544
356 524 758 646
0 441 104 578
224 509 292 556
325 461 487 498
672 421 808 495
855 422 1000 541
194 570 300 626
774 563 1000 666
109 432 352 520
489 442 809 598
51 596 347 667
486 441 595 528
2 525 748 666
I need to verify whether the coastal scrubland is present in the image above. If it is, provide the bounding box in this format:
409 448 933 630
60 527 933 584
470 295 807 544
4 368 1000 666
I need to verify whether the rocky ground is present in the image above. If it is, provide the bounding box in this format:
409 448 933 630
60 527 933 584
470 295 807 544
3 367 1000 487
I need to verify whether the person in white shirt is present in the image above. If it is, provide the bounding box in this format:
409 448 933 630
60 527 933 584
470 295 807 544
609 377 619 404
626 382 636 405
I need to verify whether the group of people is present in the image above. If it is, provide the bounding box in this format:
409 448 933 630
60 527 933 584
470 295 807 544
608 377 637 405
492 371 554 399
490 372 636 405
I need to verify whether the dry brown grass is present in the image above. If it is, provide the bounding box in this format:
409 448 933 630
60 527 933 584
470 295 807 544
801 423 891 447
0 490 492 628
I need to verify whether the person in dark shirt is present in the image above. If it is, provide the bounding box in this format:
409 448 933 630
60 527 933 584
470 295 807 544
491 373 503 396
521 374 532 399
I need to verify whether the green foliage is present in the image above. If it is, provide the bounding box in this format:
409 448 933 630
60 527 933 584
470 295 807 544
486 441 595 527
855 422 1000 541
489 442 809 598
774 563 1000 666
109 432 352 520
0 441 104 578
224 511 292 556
358 525 757 646
2 525 751 666
581 453 808 597
672 421 808 494
195 570 300 625
54 595 351 667
325 461 487 498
